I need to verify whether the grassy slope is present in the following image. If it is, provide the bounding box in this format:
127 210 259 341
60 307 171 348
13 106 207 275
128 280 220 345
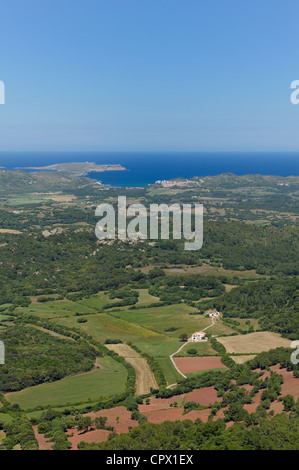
5 357 127 409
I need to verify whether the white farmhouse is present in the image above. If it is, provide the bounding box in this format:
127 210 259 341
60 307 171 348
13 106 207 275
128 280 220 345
209 311 220 318
191 331 206 342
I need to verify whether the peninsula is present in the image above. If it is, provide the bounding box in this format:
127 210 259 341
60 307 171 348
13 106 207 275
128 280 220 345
23 161 126 176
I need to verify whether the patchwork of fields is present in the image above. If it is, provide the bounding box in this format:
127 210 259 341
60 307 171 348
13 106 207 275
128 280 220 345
1 288 297 418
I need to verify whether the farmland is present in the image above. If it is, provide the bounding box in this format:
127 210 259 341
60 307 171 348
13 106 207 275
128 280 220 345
5 357 127 409
0 171 298 450
217 332 292 354
105 344 158 394
173 356 227 375
110 304 211 338
8 291 296 390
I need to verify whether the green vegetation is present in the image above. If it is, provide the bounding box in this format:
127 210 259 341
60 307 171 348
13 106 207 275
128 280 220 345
215 278 299 339
0 325 96 392
0 171 298 450
6 356 127 409
78 413 299 450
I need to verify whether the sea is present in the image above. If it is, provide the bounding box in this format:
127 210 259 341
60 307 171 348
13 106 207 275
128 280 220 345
0 152 298 187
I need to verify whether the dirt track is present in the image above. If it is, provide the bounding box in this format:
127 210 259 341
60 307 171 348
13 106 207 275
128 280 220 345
106 343 158 395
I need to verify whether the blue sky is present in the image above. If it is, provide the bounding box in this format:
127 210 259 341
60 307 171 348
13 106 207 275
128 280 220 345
0 0 299 151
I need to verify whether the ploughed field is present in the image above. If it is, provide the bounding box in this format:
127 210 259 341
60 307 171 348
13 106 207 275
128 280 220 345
173 356 227 374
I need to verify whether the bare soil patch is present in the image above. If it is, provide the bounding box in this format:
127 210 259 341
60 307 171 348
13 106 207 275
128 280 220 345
33 425 53 450
213 407 228 420
68 429 110 450
174 356 226 374
269 401 284 415
139 395 186 413
67 406 138 450
0 229 22 234
186 386 221 406
243 390 263 413
143 407 211 424
270 365 299 400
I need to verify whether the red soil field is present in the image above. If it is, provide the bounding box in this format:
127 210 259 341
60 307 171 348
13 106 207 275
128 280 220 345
139 395 185 413
81 405 138 434
33 425 53 450
174 356 226 374
143 407 211 424
186 386 221 406
211 408 234 428
270 365 299 400
213 407 228 420
41 364 299 450
269 400 284 415
138 387 221 413
66 406 138 450
68 428 111 450
243 390 263 413
240 384 254 393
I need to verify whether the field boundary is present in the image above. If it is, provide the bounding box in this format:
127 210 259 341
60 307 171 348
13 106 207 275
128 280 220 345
169 316 216 381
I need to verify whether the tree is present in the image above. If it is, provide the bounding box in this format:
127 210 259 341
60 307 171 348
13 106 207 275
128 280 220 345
282 395 295 412
95 416 107 429
77 416 92 433
179 333 188 342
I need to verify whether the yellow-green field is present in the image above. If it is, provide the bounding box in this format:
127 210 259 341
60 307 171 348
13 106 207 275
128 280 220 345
110 304 210 338
5 357 127 409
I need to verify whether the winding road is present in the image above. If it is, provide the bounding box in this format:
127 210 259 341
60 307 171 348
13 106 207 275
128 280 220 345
168 316 216 386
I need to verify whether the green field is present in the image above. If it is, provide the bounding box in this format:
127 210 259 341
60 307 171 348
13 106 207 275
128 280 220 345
0 304 13 312
52 312 164 343
4 192 76 206
135 289 161 307
17 299 95 319
155 357 183 385
25 401 101 420
185 367 227 378
0 413 13 424
6 357 127 409
175 340 219 357
17 292 120 319
206 321 236 336
225 318 261 332
0 314 13 321
13 293 260 391
135 340 181 357
111 304 211 338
